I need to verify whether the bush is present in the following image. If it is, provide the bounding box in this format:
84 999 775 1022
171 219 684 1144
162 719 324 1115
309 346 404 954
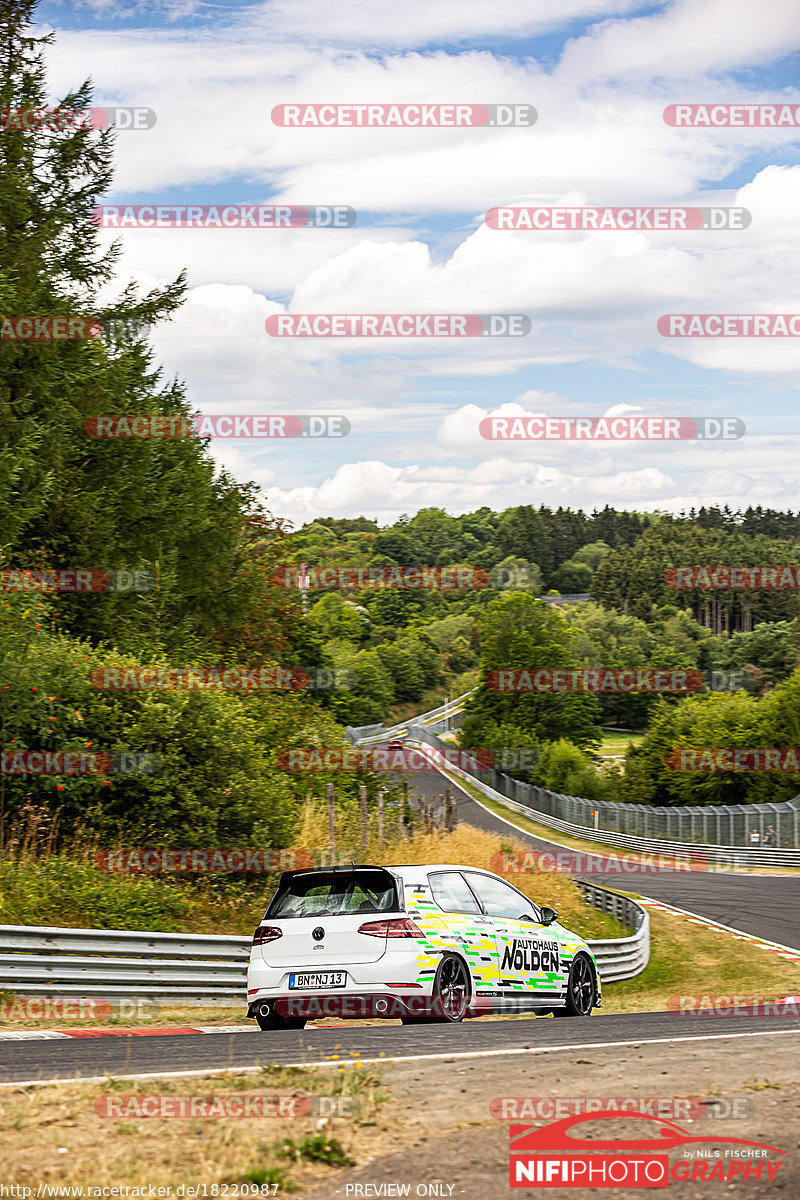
0 856 191 929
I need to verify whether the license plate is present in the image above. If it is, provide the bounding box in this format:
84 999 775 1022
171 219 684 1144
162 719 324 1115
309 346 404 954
288 972 347 989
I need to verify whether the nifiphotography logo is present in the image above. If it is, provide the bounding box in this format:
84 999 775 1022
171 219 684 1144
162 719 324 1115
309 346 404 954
508 1110 784 1188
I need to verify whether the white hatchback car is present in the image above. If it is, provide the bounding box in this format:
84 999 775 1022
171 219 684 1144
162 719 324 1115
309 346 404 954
246 863 601 1029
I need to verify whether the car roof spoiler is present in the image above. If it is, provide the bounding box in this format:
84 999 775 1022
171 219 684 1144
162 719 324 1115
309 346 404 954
278 863 389 879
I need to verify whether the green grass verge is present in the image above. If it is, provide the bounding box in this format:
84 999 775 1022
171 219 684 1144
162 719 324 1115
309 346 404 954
600 905 800 1014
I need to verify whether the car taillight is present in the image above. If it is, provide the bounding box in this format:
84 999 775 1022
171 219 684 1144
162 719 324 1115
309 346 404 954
252 925 282 946
358 918 423 938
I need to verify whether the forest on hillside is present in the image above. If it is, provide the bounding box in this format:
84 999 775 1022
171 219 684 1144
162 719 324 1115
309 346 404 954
291 507 800 807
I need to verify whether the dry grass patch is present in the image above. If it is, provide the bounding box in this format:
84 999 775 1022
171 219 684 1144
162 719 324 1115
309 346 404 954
0 1060 386 1191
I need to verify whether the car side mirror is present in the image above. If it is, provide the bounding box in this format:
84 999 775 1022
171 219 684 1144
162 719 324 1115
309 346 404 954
539 906 559 926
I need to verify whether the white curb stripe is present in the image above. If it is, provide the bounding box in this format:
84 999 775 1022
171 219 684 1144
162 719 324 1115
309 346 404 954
0 1025 252 1042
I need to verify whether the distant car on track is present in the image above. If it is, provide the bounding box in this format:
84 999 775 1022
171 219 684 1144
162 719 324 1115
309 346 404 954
247 863 600 1030
386 738 404 752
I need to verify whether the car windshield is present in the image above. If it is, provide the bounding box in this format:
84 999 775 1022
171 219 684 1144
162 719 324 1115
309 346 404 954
267 870 400 918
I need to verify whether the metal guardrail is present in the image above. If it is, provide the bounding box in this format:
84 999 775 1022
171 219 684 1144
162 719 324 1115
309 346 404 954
539 593 591 605
0 925 248 1000
347 691 473 746
575 883 650 983
0 878 649 999
345 722 385 742
404 725 800 863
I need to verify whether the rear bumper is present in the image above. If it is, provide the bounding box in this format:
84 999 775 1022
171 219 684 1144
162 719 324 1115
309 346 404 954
248 990 431 1020
248 948 425 997
247 949 432 1019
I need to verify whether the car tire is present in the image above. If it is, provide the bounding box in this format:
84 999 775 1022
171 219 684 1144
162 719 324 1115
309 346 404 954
552 954 596 1017
254 1001 307 1031
425 953 471 1023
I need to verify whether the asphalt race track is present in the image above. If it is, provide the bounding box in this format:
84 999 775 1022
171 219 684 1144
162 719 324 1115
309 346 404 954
2 1011 800 1085
403 751 800 951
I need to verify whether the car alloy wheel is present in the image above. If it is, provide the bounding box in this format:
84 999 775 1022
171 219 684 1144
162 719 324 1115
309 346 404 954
553 954 596 1017
433 953 470 1022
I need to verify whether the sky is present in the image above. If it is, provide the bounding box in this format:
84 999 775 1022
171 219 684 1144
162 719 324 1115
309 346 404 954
34 0 800 528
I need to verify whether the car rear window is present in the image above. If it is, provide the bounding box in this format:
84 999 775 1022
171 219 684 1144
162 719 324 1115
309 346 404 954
266 869 401 919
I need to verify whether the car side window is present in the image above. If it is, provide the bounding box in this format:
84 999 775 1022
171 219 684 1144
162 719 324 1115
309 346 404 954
429 871 482 914
465 873 540 922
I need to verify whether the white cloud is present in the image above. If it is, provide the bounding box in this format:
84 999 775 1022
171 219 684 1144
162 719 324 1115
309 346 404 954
262 453 800 527
559 0 800 81
97 163 800 422
44 23 800 210
36 2 800 524
238 0 648 51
